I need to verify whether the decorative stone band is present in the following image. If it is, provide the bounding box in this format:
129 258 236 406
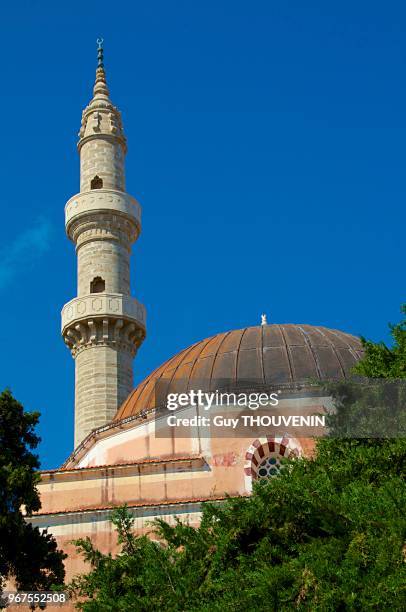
62 293 146 330
78 130 127 153
65 189 141 239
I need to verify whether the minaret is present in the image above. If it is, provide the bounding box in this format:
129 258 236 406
62 40 146 448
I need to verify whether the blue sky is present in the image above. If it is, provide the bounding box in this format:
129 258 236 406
0 0 404 468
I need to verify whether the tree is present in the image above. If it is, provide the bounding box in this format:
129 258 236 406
321 305 406 446
0 389 66 597
70 308 406 611
353 304 405 378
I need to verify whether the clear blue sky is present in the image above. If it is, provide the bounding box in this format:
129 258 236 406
0 0 404 469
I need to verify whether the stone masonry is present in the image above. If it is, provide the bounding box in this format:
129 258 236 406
62 42 146 448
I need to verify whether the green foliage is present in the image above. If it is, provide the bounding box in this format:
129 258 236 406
70 437 406 611
320 378 406 438
353 304 406 378
323 304 406 439
70 308 406 611
0 389 66 595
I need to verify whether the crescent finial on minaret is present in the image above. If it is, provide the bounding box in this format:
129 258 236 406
97 37 104 68
90 37 110 102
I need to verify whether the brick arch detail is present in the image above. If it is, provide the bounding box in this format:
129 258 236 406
244 436 302 493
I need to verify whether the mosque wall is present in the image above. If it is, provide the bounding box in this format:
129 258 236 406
26 503 203 610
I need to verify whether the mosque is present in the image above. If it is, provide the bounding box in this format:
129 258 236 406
28 43 364 584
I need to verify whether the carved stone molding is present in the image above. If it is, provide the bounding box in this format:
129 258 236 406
62 316 145 358
69 213 138 249
78 105 126 148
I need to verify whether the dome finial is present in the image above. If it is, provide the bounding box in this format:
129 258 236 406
261 313 268 326
97 37 104 68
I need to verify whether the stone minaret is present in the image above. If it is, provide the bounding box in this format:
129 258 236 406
62 40 146 448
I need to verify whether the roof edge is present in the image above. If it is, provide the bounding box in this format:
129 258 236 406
28 494 245 519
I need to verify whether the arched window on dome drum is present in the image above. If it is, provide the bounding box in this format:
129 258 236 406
257 453 283 479
90 276 105 294
244 437 302 492
90 175 103 189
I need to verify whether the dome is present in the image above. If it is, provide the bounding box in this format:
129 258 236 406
114 324 363 421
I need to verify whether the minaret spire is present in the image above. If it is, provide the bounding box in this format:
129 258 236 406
92 37 110 101
77 38 126 157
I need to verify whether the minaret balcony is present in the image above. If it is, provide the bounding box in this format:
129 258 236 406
65 189 141 237
61 293 146 334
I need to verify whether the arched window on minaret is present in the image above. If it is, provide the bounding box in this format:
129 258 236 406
90 277 105 293
90 175 103 189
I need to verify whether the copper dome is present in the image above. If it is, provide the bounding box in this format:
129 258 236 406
115 324 363 421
